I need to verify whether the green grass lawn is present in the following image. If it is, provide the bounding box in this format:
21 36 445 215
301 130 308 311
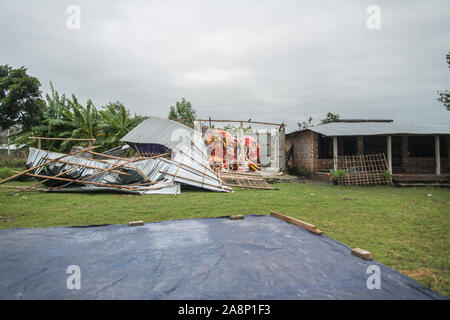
0 181 449 297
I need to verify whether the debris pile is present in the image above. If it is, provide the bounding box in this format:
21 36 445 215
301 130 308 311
0 118 232 195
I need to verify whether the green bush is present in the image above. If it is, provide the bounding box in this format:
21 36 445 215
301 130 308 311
0 167 32 181
0 157 27 168
0 167 14 180
330 169 347 181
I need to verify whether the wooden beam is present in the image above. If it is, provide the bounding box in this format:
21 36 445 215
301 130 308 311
196 119 285 126
18 171 138 190
270 211 323 235
0 145 99 185
10 166 79 195
43 159 131 176
53 156 147 189
129 221 144 226
28 137 96 142
351 248 373 260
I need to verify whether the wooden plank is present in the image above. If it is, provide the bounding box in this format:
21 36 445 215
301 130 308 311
196 119 284 126
19 171 138 190
270 211 323 235
351 248 373 260
128 221 144 226
44 158 131 176
223 183 277 190
9 166 79 195
28 137 96 142
52 156 147 189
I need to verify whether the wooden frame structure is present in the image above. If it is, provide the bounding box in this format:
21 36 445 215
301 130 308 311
28 137 96 149
336 153 389 186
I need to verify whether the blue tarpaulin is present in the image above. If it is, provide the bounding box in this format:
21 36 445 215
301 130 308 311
0 215 445 300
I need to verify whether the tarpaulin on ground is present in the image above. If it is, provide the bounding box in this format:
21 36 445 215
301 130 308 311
0 215 445 300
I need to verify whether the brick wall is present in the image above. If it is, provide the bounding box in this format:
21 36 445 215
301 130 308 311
286 132 450 174
286 130 334 172
286 130 316 171
401 135 449 173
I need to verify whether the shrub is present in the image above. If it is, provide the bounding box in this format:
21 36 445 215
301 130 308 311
0 167 32 181
330 169 347 181
0 156 27 168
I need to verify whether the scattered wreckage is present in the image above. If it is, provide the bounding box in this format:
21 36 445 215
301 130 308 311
0 118 278 195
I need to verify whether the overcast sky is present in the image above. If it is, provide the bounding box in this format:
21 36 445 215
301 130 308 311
1 0 449 133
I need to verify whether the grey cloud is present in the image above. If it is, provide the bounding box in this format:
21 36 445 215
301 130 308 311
0 0 449 133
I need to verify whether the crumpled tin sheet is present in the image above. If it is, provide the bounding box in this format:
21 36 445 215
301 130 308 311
26 147 230 194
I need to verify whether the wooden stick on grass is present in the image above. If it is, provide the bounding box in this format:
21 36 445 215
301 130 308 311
0 146 99 185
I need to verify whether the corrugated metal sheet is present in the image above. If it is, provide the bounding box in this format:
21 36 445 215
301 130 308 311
301 122 450 137
24 117 232 194
120 117 204 150
26 146 230 194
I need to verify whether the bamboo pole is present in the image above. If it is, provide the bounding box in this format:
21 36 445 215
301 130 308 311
18 172 139 190
28 137 96 142
53 153 168 190
54 157 146 189
9 166 80 195
171 146 216 176
0 146 99 185
158 157 218 181
196 119 284 126
0 185 49 192
43 158 131 176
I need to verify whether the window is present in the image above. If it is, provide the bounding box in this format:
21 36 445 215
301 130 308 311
318 134 333 159
364 136 387 155
343 136 357 155
408 136 434 157
440 136 448 157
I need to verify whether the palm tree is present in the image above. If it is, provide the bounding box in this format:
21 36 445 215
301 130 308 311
11 83 147 153
97 102 147 150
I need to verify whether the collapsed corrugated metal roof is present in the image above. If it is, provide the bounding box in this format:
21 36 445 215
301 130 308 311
120 117 199 149
293 122 450 137
25 147 231 194
17 117 232 195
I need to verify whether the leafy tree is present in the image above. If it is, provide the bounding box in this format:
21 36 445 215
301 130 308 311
0 65 45 130
168 98 197 127
436 52 450 111
297 117 313 130
297 113 340 131
321 112 340 124
10 83 146 152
